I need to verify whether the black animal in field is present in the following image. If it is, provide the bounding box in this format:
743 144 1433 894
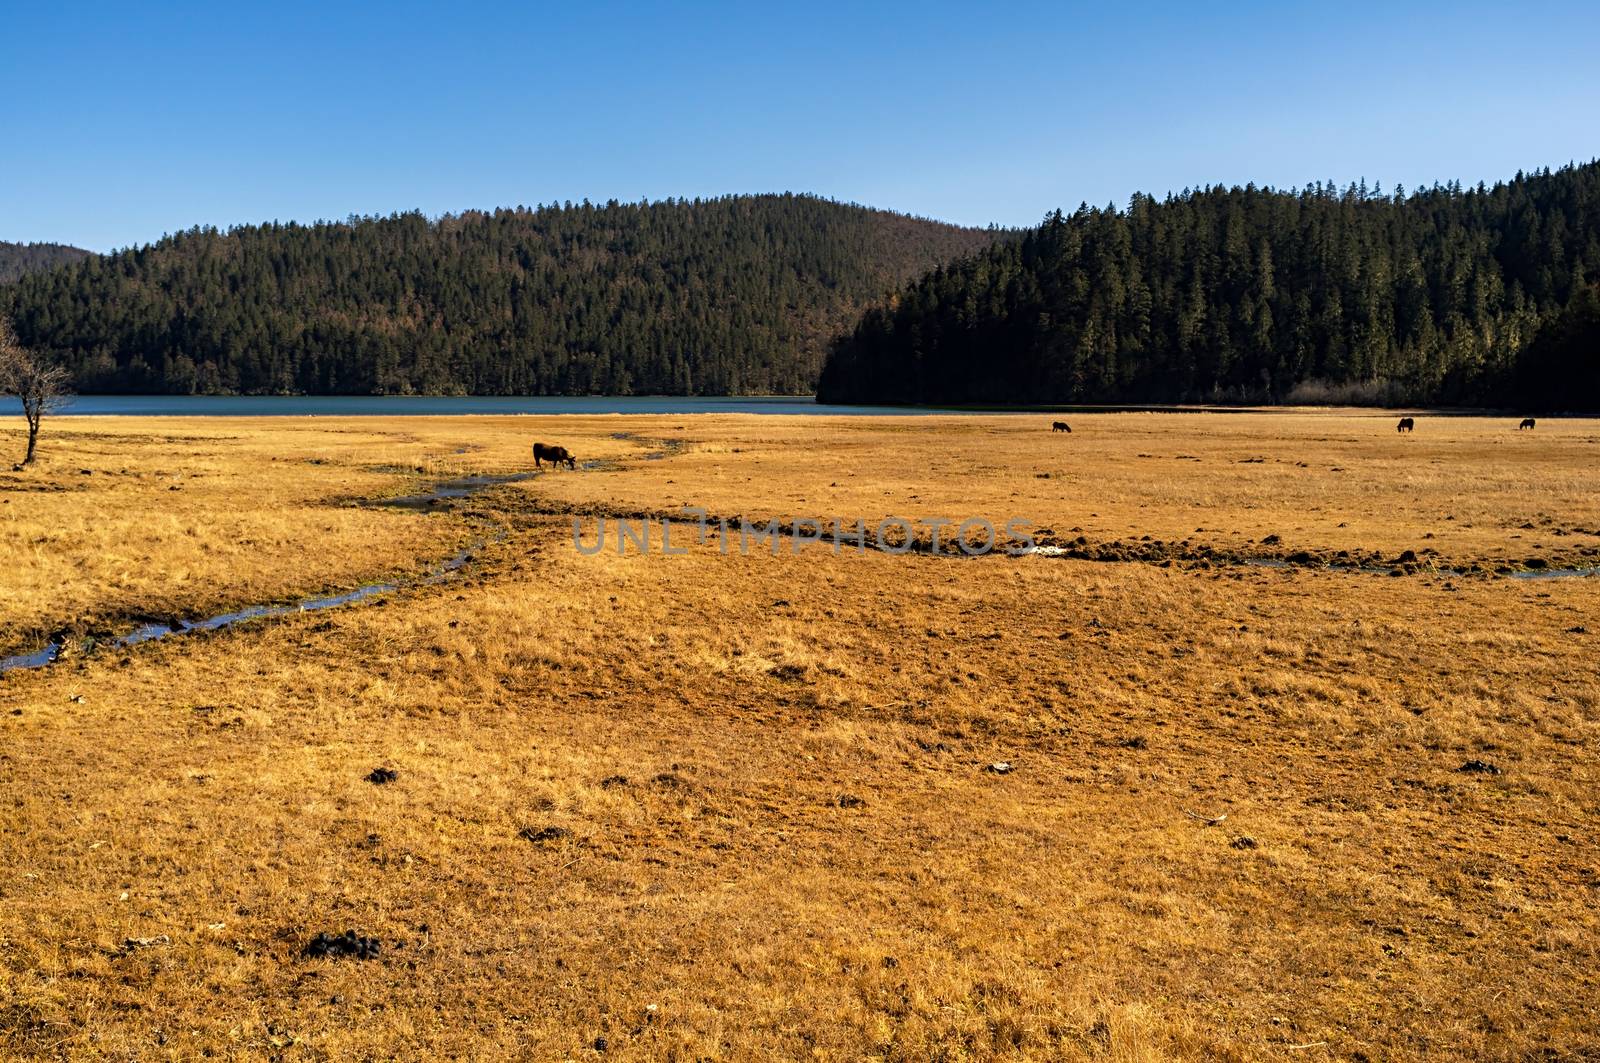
1396 417 1415 433
532 442 577 469
1519 417 1537 430
1051 421 1071 433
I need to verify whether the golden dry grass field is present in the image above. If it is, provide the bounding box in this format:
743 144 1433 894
1 411 1598 1061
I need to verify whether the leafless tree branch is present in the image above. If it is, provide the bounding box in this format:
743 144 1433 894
0 319 72 468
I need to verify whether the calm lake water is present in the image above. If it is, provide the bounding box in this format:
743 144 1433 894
13 396 1453 417
21 395 939 417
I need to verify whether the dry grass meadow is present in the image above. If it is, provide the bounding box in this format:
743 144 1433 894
1 410 1598 1061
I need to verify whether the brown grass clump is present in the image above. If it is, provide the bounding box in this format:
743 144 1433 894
1 410 1597 1060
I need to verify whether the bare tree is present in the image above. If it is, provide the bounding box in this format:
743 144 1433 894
0 320 71 468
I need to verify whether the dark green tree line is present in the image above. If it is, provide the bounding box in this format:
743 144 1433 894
819 162 1600 409
1 195 996 395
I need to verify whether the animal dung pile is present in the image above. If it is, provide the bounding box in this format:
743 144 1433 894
304 930 382 960
519 825 572 845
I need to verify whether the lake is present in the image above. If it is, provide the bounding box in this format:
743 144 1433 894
13 395 941 417
7 395 1308 417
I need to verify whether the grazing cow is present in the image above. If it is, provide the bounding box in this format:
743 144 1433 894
532 442 577 469
1519 418 1536 430
1396 417 1415 433
1051 421 1072 433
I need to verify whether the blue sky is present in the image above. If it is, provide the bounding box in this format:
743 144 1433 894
5 1 1598 251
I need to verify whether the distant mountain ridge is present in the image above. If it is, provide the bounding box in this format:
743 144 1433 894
0 241 93 284
0 195 1000 395
819 161 1600 409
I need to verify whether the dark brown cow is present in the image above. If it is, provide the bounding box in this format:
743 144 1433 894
1051 421 1071 433
532 442 577 469
1519 418 1536 430
1396 417 1415 433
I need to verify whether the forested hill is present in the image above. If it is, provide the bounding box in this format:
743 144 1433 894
818 161 1600 409
0 241 93 284
0 195 998 395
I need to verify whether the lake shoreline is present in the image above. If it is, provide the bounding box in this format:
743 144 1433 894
6 394 1546 417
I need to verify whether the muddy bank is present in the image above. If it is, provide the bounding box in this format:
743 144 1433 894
1025 532 1600 579
511 498 1600 579
366 471 544 509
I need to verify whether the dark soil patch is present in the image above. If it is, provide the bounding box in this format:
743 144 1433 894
304 930 381 960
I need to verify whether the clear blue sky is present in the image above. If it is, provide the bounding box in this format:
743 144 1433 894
5 1 1598 252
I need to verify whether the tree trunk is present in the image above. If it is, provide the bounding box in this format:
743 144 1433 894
23 420 38 466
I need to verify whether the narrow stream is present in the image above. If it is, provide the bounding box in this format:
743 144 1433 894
6 435 1594 676
1 469 540 675
2 435 675 676
0 543 485 674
